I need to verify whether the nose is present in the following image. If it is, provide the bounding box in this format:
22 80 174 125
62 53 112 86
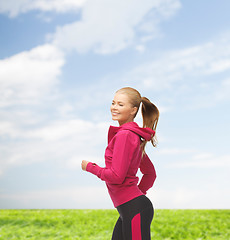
111 103 117 110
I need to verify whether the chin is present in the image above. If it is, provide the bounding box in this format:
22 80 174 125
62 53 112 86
112 116 121 122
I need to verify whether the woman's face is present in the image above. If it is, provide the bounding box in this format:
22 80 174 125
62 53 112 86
110 92 137 126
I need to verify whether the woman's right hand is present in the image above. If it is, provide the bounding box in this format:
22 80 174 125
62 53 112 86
81 160 89 171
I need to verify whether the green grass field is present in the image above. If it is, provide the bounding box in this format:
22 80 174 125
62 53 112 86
0 209 229 239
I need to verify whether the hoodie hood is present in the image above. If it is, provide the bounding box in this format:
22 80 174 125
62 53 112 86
108 121 155 143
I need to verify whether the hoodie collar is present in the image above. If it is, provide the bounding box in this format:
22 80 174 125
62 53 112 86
108 121 155 143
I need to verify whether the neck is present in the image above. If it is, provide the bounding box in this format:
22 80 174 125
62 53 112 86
118 120 134 126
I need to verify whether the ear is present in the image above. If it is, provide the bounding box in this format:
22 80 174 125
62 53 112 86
131 107 138 116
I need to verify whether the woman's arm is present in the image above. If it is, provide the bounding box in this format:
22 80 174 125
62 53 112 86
138 153 156 194
85 131 137 184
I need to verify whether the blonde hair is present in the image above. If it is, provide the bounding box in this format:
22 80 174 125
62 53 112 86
116 87 159 153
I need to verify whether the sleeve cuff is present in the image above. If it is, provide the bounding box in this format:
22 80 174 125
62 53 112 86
86 162 102 177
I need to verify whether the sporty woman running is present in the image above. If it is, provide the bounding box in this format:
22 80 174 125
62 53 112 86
81 87 159 240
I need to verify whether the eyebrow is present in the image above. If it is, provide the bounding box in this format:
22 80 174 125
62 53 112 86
113 100 124 104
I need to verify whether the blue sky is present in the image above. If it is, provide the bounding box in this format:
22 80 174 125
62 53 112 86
0 0 230 209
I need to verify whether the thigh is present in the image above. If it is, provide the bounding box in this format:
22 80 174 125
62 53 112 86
112 217 124 240
140 205 154 240
112 216 133 240
122 207 153 240
116 196 154 240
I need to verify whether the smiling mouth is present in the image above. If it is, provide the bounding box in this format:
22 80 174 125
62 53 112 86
111 112 119 116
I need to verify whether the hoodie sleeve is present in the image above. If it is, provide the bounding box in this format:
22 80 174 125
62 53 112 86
86 131 137 184
138 153 156 194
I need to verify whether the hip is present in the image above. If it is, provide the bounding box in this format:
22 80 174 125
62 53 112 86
116 195 153 220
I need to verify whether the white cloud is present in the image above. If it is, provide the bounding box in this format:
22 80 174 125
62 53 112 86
149 186 230 209
0 121 19 138
1 183 229 209
26 119 108 143
156 147 195 155
135 45 146 53
0 0 86 17
67 155 104 169
0 44 65 107
0 42 112 176
167 153 230 169
215 78 230 101
0 186 112 209
0 118 108 175
52 0 181 54
123 33 230 91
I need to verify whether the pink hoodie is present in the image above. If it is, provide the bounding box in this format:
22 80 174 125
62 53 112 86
86 121 157 207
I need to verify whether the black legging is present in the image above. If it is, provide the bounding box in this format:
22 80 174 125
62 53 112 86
112 195 154 240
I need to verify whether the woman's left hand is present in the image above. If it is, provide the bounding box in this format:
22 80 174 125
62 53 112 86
81 160 89 171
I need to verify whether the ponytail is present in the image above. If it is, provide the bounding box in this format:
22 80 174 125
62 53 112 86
141 97 159 153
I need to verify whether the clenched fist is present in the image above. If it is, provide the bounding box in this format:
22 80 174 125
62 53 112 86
81 160 89 171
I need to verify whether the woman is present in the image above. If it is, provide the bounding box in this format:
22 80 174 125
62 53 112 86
81 87 159 240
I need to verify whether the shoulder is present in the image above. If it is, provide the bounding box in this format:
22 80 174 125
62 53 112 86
116 129 140 144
